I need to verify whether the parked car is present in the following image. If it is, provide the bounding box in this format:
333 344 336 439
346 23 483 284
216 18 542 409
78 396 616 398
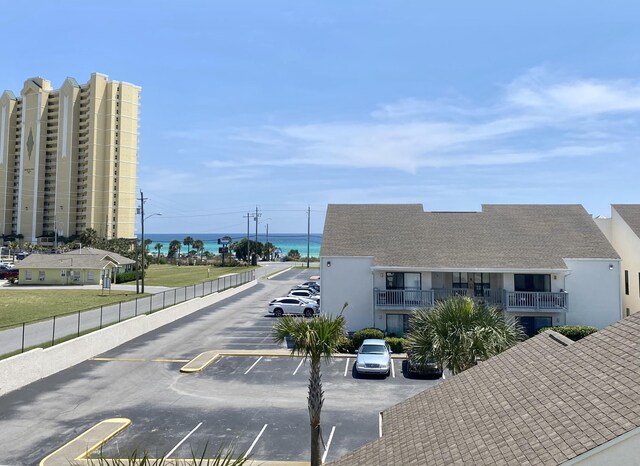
405 354 443 378
288 289 320 304
299 281 320 292
269 297 319 317
0 265 18 280
294 284 320 293
355 339 392 376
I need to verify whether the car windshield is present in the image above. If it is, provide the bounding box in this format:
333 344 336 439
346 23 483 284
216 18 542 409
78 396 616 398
360 344 386 354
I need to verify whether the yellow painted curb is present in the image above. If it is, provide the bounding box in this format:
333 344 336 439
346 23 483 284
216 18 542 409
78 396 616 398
180 351 221 373
40 417 131 466
266 266 293 279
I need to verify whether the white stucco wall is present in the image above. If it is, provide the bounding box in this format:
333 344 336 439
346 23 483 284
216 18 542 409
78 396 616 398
564 259 622 328
611 209 640 315
320 256 375 332
595 211 640 315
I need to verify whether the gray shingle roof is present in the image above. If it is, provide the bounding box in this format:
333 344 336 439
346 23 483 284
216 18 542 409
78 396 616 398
18 247 134 270
329 313 640 466
321 204 619 269
613 204 640 238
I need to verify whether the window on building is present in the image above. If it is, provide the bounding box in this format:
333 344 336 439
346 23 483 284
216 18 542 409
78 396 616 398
517 316 552 337
514 274 551 292
452 272 468 289
625 270 629 295
87 271 94 281
38 271 45 281
386 314 410 337
386 272 421 290
25 271 32 281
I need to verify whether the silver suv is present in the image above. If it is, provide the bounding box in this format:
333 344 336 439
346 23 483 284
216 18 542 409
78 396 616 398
269 297 319 317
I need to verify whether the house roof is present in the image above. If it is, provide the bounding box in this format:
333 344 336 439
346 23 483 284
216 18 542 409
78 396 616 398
329 313 640 466
320 204 619 269
18 247 134 270
612 204 640 238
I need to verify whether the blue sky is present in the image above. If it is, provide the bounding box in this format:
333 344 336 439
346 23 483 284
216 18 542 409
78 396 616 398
2 1 639 234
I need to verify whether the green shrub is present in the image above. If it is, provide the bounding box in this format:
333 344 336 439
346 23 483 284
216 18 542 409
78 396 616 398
384 337 406 354
351 327 385 349
335 336 356 354
115 271 141 284
537 325 597 341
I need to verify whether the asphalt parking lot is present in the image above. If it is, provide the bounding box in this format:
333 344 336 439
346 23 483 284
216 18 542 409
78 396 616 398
87 354 442 463
0 268 443 465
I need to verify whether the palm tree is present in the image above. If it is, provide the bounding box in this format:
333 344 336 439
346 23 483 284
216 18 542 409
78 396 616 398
405 296 523 375
183 236 194 256
154 243 163 263
272 304 348 466
169 239 182 265
193 239 205 263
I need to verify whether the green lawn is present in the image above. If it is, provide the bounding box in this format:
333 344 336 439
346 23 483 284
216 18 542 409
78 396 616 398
0 290 146 328
143 264 257 287
0 264 257 328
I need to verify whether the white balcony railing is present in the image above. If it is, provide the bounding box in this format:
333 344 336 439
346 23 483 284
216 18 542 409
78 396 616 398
374 288 568 312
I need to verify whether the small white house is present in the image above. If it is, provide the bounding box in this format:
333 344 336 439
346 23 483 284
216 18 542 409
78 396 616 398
594 204 640 316
320 204 623 335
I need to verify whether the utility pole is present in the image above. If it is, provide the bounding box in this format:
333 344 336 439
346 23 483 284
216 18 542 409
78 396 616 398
266 223 269 262
253 206 261 264
243 212 251 263
307 205 311 269
140 190 147 294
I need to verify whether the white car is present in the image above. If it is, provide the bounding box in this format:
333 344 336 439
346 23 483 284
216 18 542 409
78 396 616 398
269 297 319 317
288 288 320 304
355 339 392 376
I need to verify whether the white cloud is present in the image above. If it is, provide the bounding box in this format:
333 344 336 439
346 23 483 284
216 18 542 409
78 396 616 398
169 68 640 174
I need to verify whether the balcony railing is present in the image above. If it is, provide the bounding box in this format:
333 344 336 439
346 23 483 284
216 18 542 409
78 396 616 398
504 291 568 312
374 288 568 312
374 289 434 310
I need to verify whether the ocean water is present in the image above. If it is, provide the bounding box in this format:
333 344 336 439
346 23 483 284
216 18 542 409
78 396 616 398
141 233 322 258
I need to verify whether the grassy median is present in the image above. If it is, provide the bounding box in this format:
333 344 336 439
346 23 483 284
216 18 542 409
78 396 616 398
143 264 256 287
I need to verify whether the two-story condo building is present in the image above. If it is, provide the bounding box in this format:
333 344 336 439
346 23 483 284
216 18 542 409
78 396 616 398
595 204 640 317
320 204 622 336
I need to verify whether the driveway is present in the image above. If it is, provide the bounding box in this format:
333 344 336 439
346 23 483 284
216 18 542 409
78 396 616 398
0 267 440 465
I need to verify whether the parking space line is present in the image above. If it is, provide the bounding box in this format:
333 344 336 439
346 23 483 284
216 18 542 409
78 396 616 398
321 425 336 463
244 423 268 459
391 359 396 378
293 358 305 375
344 358 350 377
165 422 203 457
244 356 263 375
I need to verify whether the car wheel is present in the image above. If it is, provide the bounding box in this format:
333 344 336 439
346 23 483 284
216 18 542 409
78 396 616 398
273 308 284 317
303 308 314 318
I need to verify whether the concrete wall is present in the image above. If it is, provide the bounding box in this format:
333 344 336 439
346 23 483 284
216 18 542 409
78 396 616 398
564 259 622 329
320 256 374 332
0 280 257 397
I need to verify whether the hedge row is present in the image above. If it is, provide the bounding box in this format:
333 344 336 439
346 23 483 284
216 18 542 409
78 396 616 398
115 271 143 284
336 327 407 354
537 325 597 341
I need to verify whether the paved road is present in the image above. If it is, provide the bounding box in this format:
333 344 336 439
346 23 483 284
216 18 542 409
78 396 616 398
0 267 440 465
0 263 295 356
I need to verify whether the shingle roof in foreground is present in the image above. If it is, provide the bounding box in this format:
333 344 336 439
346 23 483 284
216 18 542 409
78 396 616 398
328 313 640 466
320 204 619 269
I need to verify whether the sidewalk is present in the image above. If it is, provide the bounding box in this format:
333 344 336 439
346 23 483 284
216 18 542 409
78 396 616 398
0 281 170 293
